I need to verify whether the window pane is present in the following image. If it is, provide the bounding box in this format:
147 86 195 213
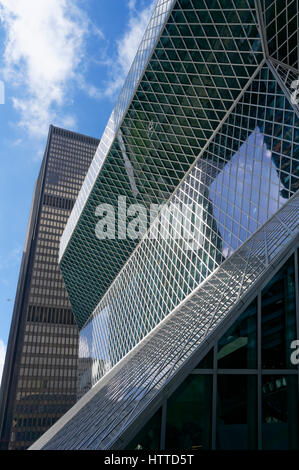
261 255 296 369
166 375 212 450
195 348 214 369
216 375 257 449
126 408 162 450
217 300 257 368
262 375 299 450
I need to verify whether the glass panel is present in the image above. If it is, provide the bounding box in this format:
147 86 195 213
261 255 296 369
216 375 257 450
195 348 214 369
262 375 299 450
165 375 212 450
217 300 257 369
126 408 162 450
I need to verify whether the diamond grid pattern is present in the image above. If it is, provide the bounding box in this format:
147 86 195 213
29 0 299 450
75 64 299 393
60 0 264 329
59 0 176 258
34 192 299 450
263 0 299 69
271 59 299 115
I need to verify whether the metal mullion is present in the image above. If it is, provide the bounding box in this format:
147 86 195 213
252 125 264 230
177 67 217 135
77 52 268 396
126 253 158 330
60 0 176 257
104 327 193 442
217 369 258 375
132 100 219 136
41 197 299 448
229 101 241 244
221 10 255 83
262 369 299 375
181 11 233 107
267 57 299 119
270 58 299 76
140 237 179 307
139 240 176 318
211 344 217 450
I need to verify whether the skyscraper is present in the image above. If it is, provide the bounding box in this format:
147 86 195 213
0 126 99 450
31 0 299 450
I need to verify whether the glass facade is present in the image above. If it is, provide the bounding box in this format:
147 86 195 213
126 252 299 450
60 0 265 331
30 196 299 450
0 126 99 450
217 300 257 369
30 0 299 451
262 375 299 450
217 375 257 450
126 408 162 451
166 374 212 450
261 255 296 369
53 0 299 395
77 64 299 392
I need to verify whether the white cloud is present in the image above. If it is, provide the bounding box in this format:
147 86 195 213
0 246 22 271
101 0 156 99
128 0 137 10
0 340 6 387
0 0 102 138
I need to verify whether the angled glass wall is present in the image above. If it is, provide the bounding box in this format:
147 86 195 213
52 0 299 395
59 0 264 330
29 195 299 450
77 62 299 393
50 0 299 412
126 249 299 450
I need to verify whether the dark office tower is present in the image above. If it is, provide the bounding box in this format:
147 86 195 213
0 126 99 450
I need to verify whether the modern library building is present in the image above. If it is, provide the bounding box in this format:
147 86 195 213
25 0 299 450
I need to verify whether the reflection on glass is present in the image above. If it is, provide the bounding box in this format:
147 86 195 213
165 375 212 450
262 375 299 450
126 408 162 450
261 255 296 369
78 307 111 399
217 300 257 369
210 127 288 257
216 375 257 450
77 67 298 395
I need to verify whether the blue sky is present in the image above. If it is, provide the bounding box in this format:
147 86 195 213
0 0 155 383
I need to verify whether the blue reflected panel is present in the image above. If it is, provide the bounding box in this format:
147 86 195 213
210 128 288 257
59 0 176 260
77 66 299 395
78 306 110 397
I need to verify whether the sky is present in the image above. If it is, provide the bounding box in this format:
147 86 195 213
0 0 156 385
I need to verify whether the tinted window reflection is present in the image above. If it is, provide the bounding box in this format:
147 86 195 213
218 300 257 368
261 256 296 369
216 375 257 449
166 375 212 450
195 348 214 369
